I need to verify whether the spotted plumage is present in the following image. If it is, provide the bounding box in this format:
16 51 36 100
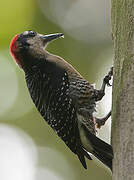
10 30 113 170
25 60 91 168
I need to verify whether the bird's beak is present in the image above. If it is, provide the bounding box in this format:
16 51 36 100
40 33 64 43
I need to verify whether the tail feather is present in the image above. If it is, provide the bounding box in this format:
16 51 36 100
77 153 87 169
93 147 112 171
82 125 113 171
77 145 92 169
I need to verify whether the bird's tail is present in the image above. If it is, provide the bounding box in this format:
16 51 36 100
77 145 92 169
83 125 113 171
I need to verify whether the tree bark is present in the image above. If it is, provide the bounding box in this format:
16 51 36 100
111 0 134 180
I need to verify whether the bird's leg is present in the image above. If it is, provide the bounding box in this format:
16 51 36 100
94 66 113 101
93 67 113 128
95 111 111 129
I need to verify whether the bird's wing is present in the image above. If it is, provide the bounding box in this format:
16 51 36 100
69 78 96 134
68 78 113 170
69 78 95 106
25 65 91 169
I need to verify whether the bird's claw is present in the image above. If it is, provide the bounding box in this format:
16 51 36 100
95 111 111 129
95 118 105 129
104 75 112 86
104 67 113 87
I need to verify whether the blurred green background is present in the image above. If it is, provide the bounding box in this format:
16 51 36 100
0 0 113 179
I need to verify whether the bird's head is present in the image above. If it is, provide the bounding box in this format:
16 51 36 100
10 30 64 68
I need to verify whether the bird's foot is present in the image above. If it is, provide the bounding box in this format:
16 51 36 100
94 66 113 102
95 111 111 129
103 66 113 87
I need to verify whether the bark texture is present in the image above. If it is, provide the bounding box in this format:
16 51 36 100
111 0 134 180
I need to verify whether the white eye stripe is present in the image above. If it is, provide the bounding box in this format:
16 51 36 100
23 31 29 35
22 31 36 37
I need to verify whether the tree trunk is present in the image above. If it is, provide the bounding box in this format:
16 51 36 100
111 0 134 180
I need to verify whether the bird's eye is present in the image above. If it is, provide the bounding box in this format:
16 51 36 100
28 31 37 37
23 31 37 38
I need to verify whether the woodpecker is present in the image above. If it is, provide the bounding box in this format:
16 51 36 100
10 30 113 170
